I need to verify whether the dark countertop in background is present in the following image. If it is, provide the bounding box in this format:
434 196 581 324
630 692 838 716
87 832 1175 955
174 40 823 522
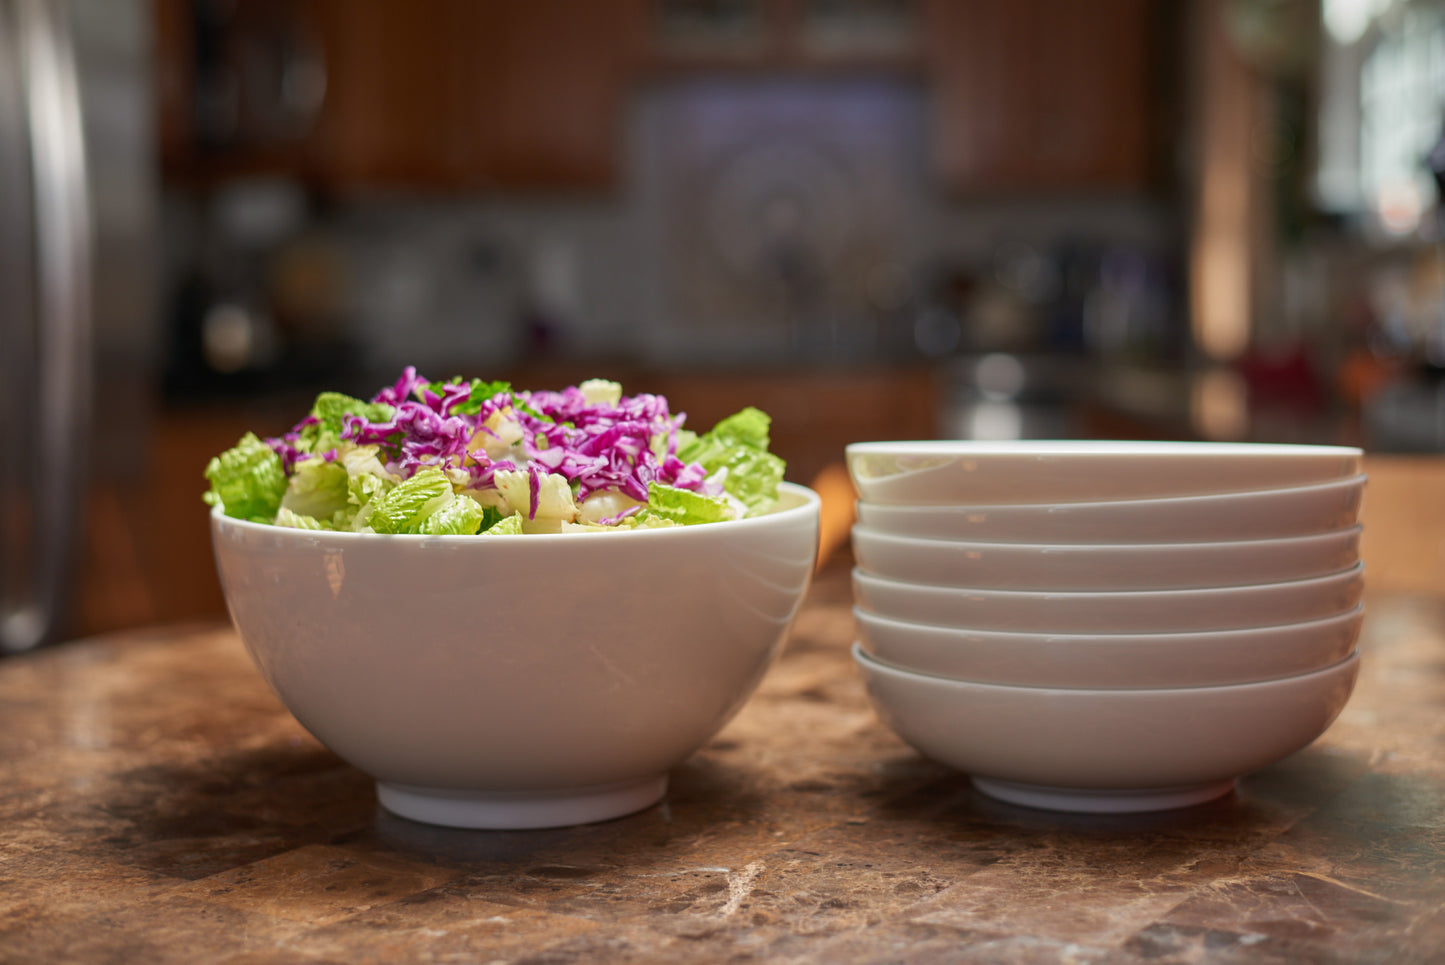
4 539 1445 962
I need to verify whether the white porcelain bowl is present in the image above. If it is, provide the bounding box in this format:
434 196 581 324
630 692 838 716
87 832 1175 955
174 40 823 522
211 483 820 830
854 604 1364 689
851 525 1362 591
846 441 1363 506
852 563 1365 633
855 474 1366 543
854 643 1360 813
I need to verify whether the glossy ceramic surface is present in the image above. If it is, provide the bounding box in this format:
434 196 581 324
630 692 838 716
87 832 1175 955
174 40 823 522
851 563 1365 633
850 524 1362 591
854 474 1366 543
846 441 1364 506
211 483 821 829
853 643 1360 812
854 604 1365 689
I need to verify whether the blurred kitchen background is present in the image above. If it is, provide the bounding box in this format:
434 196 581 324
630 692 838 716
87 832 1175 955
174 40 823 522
5 0 1445 648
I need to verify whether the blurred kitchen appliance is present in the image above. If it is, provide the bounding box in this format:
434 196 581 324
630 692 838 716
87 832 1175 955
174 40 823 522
0 0 156 652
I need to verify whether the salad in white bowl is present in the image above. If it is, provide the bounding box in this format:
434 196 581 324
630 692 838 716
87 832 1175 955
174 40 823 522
204 368 785 535
205 369 818 829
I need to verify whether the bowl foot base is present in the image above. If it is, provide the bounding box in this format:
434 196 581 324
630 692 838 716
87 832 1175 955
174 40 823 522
377 775 668 829
972 777 1236 814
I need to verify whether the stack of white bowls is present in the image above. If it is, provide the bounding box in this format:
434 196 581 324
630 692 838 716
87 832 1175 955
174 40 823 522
846 441 1367 814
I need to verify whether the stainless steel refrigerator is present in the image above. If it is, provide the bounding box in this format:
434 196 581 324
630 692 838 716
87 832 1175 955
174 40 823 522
0 0 156 653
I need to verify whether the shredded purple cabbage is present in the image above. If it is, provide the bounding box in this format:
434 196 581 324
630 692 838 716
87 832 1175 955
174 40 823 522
270 416 317 474
276 367 719 508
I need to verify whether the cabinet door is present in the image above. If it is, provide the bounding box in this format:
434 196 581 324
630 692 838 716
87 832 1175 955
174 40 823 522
156 0 333 180
927 0 1156 193
314 0 638 191
312 0 463 186
452 0 641 191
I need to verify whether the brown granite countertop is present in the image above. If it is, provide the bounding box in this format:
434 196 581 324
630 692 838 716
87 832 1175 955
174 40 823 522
4 461 1445 963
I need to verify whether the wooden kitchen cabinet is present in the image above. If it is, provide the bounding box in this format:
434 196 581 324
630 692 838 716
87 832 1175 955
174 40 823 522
314 0 642 191
924 0 1160 194
159 0 1164 195
444 0 642 191
158 0 642 192
306 0 462 187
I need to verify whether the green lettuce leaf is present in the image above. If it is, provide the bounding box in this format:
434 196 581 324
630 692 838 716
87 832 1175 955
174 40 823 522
367 467 453 534
477 504 507 532
203 433 288 522
342 471 390 531
280 456 350 521
481 513 524 535
418 494 485 535
705 407 771 450
274 507 328 530
423 377 512 416
644 482 732 526
621 513 680 530
677 407 785 516
296 392 394 455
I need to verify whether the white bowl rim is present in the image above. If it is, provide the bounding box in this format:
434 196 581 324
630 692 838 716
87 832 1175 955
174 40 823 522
854 473 1369 515
851 560 1365 601
846 440 1364 458
852 601 1366 642
850 522 1364 552
853 641 1361 696
210 480 820 543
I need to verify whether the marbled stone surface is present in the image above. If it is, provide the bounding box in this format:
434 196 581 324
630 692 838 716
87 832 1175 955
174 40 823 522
2 563 1443 963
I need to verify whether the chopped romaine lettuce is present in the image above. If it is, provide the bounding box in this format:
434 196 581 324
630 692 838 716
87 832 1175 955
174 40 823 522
367 467 454 534
418 493 485 535
677 407 786 516
204 432 289 522
296 392 394 456
343 471 389 531
481 513 525 535
274 507 328 530
644 482 732 526
280 456 350 521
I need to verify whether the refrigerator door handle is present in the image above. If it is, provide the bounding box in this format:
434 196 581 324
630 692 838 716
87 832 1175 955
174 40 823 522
1 0 92 653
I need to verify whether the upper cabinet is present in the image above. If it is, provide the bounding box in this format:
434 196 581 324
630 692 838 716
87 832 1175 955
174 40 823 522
450 2 641 190
315 0 641 191
157 0 1162 195
924 0 1161 194
644 0 924 71
158 0 642 193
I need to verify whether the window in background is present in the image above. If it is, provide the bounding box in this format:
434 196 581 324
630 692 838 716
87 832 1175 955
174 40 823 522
1318 0 1445 238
